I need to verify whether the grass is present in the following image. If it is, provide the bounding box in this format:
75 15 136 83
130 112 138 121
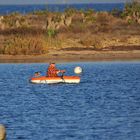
1 2 140 55
0 35 47 55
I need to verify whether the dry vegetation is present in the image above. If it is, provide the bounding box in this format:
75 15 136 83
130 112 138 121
1 35 47 55
1 2 140 55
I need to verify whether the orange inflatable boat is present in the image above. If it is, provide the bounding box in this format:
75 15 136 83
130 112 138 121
30 76 80 84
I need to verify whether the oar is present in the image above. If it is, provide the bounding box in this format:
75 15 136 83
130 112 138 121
61 71 65 83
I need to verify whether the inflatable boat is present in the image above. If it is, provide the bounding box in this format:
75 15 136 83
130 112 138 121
30 76 80 84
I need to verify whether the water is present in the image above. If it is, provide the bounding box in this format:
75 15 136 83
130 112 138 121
0 62 140 140
0 3 124 15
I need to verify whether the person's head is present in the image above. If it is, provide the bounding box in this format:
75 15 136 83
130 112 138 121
50 63 55 67
35 72 40 76
37 72 40 75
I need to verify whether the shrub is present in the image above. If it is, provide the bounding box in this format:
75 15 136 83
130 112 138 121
52 14 61 23
84 9 96 23
96 12 111 25
0 45 5 54
84 9 94 17
0 27 45 36
45 38 62 49
98 24 110 32
47 29 57 38
69 22 87 33
80 36 103 50
3 16 16 27
2 35 48 55
65 8 78 17
85 16 96 23
128 18 135 24
111 8 122 17
121 2 140 19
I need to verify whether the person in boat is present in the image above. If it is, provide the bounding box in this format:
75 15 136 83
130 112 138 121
34 72 41 77
47 63 65 77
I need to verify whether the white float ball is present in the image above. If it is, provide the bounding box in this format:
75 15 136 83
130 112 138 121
74 66 82 74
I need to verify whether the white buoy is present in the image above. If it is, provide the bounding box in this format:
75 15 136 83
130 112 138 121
74 66 82 74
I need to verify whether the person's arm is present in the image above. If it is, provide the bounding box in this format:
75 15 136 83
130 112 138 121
56 70 60 74
60 70 66 73
54 67 66 74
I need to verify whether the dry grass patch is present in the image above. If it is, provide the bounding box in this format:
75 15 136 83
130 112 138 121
0 35 48 55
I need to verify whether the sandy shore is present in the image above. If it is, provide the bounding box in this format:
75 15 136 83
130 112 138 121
0 50 140 63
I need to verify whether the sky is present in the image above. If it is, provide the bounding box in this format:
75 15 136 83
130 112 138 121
0 0 132 5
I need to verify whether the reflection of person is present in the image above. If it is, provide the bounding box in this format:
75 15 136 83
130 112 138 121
46 63 65 77
34 72 41 77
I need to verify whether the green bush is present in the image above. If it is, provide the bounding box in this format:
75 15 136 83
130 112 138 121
47 29 57 38
128 18 134 24
121 2 140 18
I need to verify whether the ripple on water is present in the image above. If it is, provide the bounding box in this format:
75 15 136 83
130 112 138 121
0 62 140 140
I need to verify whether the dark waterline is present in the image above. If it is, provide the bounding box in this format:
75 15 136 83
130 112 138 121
0 3 124 15
0 62 140 140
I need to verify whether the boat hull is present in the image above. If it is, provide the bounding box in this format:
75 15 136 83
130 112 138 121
30 76 80 84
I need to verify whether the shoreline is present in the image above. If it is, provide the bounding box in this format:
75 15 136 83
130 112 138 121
0 50 140 63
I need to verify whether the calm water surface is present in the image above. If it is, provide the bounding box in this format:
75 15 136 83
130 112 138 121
0 62 140 140
0 3 124 15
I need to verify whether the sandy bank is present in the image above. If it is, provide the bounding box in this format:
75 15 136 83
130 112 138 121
0 50 140 63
